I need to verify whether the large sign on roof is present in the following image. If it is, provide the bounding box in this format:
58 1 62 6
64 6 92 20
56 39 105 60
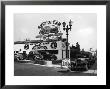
38 20 61 35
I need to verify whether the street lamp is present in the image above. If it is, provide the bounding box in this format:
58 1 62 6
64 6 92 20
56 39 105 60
62 20 73 58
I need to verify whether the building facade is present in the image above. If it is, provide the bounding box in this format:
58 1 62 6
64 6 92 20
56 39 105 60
14 20 70 60
14 39 70 60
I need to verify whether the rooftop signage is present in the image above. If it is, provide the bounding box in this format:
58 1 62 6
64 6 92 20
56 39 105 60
38 20 61 35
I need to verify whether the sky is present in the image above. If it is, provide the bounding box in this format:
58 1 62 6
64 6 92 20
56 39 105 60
14 13 97 51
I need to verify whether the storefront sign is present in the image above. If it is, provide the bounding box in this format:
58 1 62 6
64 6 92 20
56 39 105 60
50 42 57 49
39 20 61 27
32 44 48 50
37 45 47 50
38 20 61 35
62 59 71 68
24 44 29 50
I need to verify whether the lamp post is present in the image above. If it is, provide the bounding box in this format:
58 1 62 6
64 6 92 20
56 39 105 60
62 20 72 58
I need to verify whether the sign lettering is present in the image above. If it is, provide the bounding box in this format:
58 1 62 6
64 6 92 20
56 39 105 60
37 46 47 50
62 59 71 69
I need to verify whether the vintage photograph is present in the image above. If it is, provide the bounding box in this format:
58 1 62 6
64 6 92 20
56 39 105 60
14 13 97 76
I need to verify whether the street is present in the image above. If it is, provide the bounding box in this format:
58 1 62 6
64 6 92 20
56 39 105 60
14 62 96 76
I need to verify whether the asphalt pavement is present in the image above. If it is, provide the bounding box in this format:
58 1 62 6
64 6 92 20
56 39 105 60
14 62 96 76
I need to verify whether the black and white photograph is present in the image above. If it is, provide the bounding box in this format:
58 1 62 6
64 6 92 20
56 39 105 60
14 13 97 76
3 4 106 85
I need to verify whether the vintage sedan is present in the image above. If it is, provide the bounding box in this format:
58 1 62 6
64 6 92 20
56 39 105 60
70 59 88 71
14 51 28 61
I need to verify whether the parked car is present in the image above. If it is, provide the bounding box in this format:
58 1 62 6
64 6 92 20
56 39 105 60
39 51 57 61
51 54 57 60
14 53 24 61
14 51 28 61
85 58 96 69
70 59 88 71
33 54 43 60
26 50 58 61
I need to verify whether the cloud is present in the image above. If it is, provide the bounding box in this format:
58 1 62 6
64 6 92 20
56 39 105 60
78 27 94 36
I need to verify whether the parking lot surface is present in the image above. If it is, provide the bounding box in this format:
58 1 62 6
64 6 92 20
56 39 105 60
14 62 96 76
